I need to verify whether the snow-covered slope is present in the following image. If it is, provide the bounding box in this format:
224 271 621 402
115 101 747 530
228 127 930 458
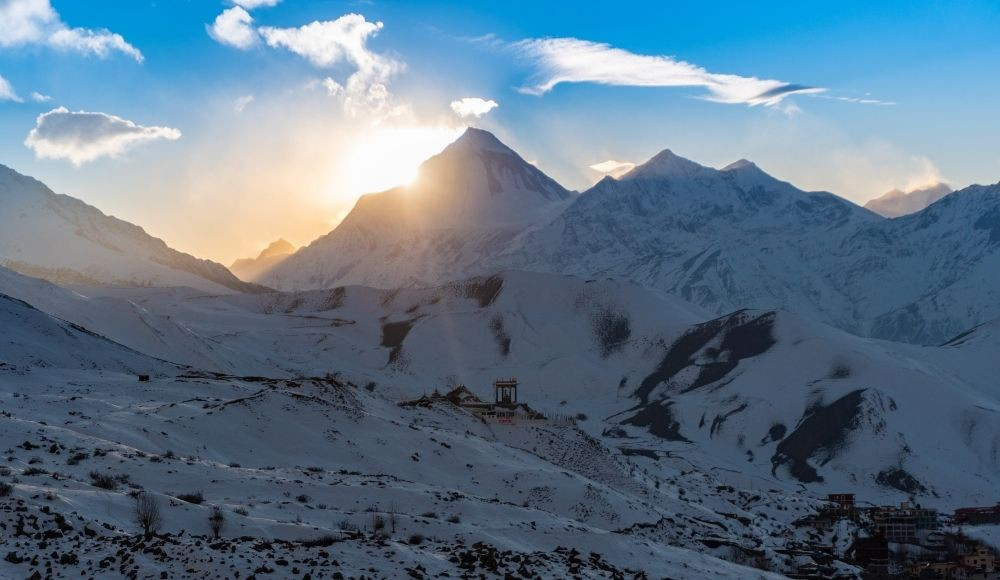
616 308 1000 506
262 128 573 290
0 266 268 373
4 266 999 576
65 271 1000 506
852 184 1000 344
864 182 953 217
230 238 296 282
0 164 264 294
0 290 166 374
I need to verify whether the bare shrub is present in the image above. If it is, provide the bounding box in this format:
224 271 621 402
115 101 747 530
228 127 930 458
209 506 225 539
134 492 162 539
387 501 399 533
176 491 204 504
371 513 386 535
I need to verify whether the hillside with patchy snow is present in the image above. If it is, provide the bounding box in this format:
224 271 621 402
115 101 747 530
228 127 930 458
22 269 997 507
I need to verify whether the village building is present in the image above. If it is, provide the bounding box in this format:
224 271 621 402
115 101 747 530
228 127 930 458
826 493 856 520
399 378 551 425
961 548 997 573
871 501 939 543
955 503 1000 525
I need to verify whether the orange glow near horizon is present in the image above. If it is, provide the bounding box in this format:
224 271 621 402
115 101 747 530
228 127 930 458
338 125 465 197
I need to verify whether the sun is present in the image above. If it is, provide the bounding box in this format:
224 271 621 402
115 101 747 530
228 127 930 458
339 125 465 197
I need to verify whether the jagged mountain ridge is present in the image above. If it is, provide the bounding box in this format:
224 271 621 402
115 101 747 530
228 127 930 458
0 164 265 294
515 157 1000 344
501 150 879 335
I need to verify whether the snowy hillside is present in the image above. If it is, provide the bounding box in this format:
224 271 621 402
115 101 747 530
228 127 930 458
0 266 269 373
262 128 573 290
854 184 1000 344
4 265 1000 576
0 290 167 374
56 270 1000 506
0 164 264 294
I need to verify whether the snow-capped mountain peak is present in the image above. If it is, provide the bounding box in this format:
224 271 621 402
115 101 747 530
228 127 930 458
261 129 573 290
414 127 571 210
621 148 709 180
864 181 954 217
721 158 757 171
447 126 516 154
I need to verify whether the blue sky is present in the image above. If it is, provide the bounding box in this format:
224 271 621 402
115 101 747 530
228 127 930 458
1 0 998 262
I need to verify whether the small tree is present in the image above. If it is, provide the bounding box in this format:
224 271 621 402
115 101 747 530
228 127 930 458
387 501 399 534
209 506 225 539
134 492 162 539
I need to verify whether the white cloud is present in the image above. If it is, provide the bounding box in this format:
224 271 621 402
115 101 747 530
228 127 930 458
259 14 404 120
24 106 181 165
0 73 20 101
589 159 635 178
512 37 823 107
209 10 405 120
208 6 258 49
0 0 142 61
450 97 498 118
320 77 344 97
29 90 50 102
233 94 254 113
232 0 281 8
258 14 398 71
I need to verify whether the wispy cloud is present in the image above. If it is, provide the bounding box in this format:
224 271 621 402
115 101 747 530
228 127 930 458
511 37 822 107
232 0 281 8
30 91 50 102
450 97 498 118
589 159 636 178
233 94 254 113
815 94 896 106
25 106 180 165
0 0 142 62
0 73 21 102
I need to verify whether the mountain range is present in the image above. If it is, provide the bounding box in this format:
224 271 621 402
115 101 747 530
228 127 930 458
265 128 1000 346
